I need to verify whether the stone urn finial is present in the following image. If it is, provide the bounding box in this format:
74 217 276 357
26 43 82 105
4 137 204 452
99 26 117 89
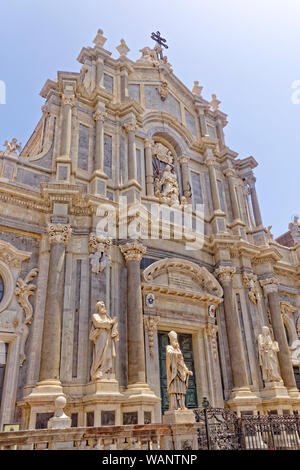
47 395 71 429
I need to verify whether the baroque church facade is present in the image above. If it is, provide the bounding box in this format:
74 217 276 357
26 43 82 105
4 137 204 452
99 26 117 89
0 29 300 431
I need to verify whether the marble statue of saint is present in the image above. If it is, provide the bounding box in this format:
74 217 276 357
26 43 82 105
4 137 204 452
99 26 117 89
89 301 119 381
159 165 180 205
290 339 300 366
166 330 193 410
258 326 282 383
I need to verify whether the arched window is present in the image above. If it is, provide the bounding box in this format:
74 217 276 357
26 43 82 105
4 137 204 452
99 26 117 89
0 275 3 303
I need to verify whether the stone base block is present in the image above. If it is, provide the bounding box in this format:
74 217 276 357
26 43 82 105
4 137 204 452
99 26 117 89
47 416 71 429
260 381 289 400
26 380 64 398
163 409 195 424
227 386 262 413
86 379 121 395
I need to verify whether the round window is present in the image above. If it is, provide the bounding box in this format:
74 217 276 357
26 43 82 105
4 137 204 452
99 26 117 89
0 275 4 303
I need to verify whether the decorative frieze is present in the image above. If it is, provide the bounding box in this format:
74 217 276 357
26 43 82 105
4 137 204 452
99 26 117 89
157 81 169 101
206 323 218 360
47 223 72 244
144 315 160 357
242 272 261 305
88 233 112 274
14 268 38 366
14 268 38 326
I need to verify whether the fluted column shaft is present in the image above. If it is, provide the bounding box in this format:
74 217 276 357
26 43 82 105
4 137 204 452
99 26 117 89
260 278 297 389
60 94 74 158
39 224 72 382
179 155 191 199
246 175 262 227
124 122 137 182
206 155 221 212
120 241 147 385
93 110 107 172
144 139 154 196
216 267 248 389
223 168 240 221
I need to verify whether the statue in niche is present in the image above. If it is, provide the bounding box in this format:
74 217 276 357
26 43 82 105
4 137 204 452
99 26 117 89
166 330 193 410
258 326 282 383
159 164 180 206
89 301 119 381
290 339 300 366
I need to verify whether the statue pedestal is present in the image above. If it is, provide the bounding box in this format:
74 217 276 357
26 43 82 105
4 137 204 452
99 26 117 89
86 378 121 395
226 386 262 414
260 381 289 399
163 409 195 424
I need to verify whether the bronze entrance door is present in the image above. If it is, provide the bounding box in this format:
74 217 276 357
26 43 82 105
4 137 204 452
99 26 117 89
158 331 198 414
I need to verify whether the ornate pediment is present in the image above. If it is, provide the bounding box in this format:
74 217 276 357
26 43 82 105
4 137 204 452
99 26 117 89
0 240 31 269
142 258 223 303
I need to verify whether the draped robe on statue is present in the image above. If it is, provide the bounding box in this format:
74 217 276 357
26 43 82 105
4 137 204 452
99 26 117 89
166 344 190 410
89 312 119 380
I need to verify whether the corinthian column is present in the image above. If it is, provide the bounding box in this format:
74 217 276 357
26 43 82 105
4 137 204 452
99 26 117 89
144 139 154 196
205 152 221 213
260 278 297 390
120 240 147 386
179 155 191 200
39 224 72 385
215 266 249 390
93 109 107 173
223 168 240 222
124 121 137 183
60 94 75 158
246 175 263 227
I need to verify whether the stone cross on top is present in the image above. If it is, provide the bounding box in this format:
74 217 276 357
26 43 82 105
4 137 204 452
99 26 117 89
151 31 168 59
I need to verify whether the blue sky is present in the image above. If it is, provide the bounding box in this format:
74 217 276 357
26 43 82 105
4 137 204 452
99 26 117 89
0 0 299 237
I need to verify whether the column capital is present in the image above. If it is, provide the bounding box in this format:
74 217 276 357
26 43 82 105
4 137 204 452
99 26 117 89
242 272 257 288
144 138 153 149
223 167 236 178
245 174 256 189
120 240 146 262
178 154 190 165
123 120 137 133
205 156 217 166
93 110 107 122
47 223 72 245
61 94 75 107
260 277 279 294
215 266 236 284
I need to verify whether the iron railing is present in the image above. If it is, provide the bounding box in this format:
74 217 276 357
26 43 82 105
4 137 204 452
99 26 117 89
193 408 300 450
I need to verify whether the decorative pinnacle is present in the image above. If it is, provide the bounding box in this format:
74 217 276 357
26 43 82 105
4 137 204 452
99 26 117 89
116 39 130 57
210 94 221 112
192 81 203 96
93 29 107 48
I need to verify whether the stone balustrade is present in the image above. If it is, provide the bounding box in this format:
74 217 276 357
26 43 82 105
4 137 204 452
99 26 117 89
0 423 200 451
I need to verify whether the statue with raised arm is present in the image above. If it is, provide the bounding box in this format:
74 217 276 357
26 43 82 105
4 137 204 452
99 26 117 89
89 301 119 381
166 330 193 410
258 326 282 383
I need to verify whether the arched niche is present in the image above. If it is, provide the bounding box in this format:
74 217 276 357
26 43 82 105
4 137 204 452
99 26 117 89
142 257 223 313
